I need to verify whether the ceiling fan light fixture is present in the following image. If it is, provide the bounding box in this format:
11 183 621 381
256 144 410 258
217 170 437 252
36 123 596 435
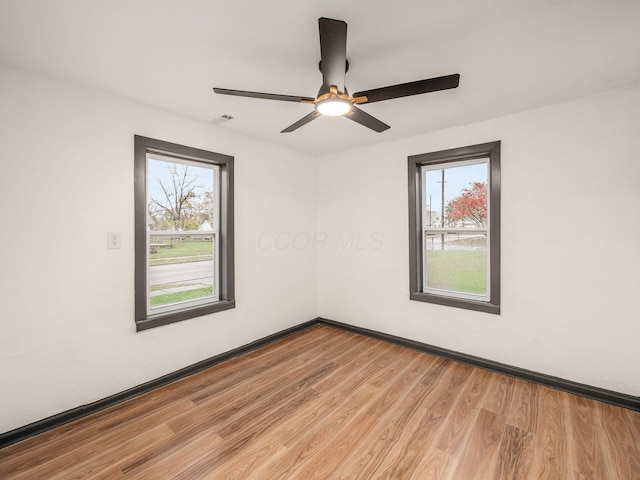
213 18 460 133
316 98 352 116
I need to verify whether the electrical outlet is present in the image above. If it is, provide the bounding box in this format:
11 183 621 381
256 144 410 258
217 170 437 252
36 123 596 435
107 232 121 249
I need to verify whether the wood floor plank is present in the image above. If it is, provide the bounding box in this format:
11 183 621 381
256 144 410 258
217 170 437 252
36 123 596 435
274 342 421 452
165 337 347 436
126 431 223 480
197 342 403 479
205 394 341 479
493 424 534 480
7 423 174 480
320 334 381 367
177 326 348 407
289 412 379 480
88 466 126 480
482 370 516 416
365 355 450 420
120 363 337 478
309 340 391 393
452 408 507 479
373 407 447 480
56 424 177 480
161 356 342 479
0 391 154 470
507 378 539 434
370 363 476 479
239 384 380 480
598 402 640 480
1 325 639 480
334 356 453 479
0 398 195 479
0 422 103 477
342 362 471 479
564 394 606 480
365 344 419 388
529 387 570 479
408 446 459 480
215 362 337 439
625 407 640 447
204 443 290 480
435 366 489 458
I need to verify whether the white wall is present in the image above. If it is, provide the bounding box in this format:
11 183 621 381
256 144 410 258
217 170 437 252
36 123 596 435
0 65 318 433
1 64 638 435
317 85 640 396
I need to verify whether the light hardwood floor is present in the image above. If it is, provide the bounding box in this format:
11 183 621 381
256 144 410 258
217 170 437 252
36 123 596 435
1 325 639 479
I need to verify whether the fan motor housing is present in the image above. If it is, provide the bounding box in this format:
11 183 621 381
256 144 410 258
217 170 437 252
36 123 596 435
319 60 349 74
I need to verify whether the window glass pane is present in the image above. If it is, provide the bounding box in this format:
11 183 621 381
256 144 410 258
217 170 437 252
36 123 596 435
147 155 218 312
424 161 488 229
424 233 487 296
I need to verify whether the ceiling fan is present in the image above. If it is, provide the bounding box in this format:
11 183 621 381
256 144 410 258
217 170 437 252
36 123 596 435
213 17 460 133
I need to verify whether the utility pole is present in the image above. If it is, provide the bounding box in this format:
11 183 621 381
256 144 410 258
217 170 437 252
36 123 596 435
441 169 445 227
429 194 433 249
437 170 446 250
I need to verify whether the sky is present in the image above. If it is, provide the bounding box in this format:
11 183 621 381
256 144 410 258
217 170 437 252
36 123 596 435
147 155 215 207
424 161 487 222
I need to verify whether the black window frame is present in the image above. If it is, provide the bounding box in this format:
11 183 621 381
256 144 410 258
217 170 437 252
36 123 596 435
134 135 235 331
408 141 501 314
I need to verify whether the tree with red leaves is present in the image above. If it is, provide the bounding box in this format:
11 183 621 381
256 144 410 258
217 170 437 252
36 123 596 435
446 182 487 227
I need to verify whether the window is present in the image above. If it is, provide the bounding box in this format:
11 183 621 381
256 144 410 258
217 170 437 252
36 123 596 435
134 136 234 331
408 141 500 314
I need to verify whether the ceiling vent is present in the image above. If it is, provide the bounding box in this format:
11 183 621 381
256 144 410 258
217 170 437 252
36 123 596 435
212 114 234 124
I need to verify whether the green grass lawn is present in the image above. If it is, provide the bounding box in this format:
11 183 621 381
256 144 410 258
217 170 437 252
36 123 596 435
425 249 487 295
150 239 213 265
150 286 213 307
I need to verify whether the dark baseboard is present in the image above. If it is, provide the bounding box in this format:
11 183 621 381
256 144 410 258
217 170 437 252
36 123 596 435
316 317 640 412
0 319 317 450
3 316 637 449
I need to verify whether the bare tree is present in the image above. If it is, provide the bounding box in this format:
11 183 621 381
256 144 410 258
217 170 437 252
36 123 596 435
149 164 198 230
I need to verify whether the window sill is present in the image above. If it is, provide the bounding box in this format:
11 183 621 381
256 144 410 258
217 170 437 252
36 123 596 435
410 291 500 315
136 300 236 332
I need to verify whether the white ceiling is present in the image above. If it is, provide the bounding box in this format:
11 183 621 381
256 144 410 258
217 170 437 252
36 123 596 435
1 0 639 155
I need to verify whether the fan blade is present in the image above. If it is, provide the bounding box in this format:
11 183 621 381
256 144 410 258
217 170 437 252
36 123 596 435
318 18 347 94
213 88 314 103
346 106 390 132
353 74 460 104
281 111 321 133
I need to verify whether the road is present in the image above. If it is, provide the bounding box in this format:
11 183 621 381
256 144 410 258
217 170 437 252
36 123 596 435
149 260 213 286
